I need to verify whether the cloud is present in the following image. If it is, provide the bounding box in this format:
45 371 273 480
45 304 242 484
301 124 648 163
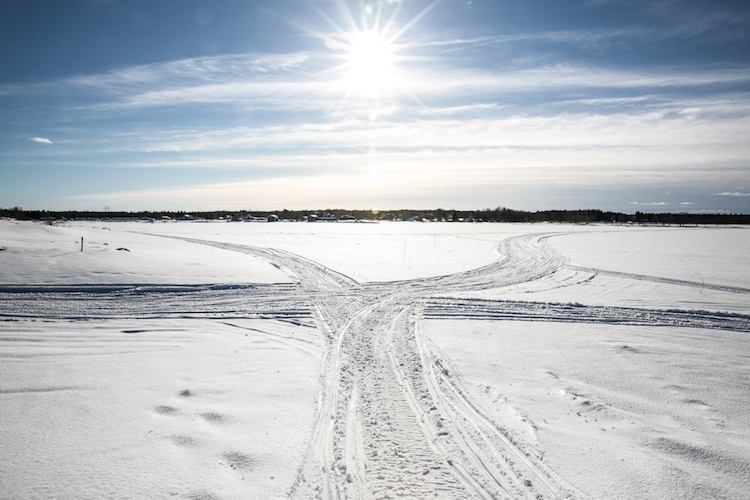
420 103 501 115
425 29 636 52
0 52 311 98
4 44 750 213
411 66 750 96
689 209 728 214
100 110 750 171
628 201 672 206
67 172 443 211
550 96 657 107
421 7 749 54
6 45 750 118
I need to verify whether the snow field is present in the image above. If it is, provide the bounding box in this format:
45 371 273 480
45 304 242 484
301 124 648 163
422 320 750 499
126 220 523 283
0 220 288 285
1 219 749 499
0 317 321 500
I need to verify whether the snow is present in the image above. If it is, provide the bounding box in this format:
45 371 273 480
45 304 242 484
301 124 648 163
457 225 750 315
423 320 750 499
1 219 749 499
0 317 321 500
126 220 519 283
0 220 288 285
549 225 750 288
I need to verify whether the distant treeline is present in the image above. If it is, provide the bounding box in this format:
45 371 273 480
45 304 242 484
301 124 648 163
2 206 749 225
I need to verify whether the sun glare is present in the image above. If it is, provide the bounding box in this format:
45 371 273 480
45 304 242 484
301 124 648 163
307 0 441 121
313 1 439 108
344 30 398 99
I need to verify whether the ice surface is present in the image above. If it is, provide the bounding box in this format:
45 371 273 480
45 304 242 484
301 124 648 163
1 219 748 499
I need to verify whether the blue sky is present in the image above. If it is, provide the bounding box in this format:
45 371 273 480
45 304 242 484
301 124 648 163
2 0 750 213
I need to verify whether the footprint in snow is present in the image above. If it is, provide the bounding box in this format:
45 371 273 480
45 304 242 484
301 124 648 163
223 451 254 469
170 434 198 447
200 412 225 423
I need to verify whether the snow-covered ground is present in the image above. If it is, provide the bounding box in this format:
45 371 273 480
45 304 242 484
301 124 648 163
1 219 748 499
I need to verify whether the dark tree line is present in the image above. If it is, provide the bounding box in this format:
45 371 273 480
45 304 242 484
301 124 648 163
2 206 749 225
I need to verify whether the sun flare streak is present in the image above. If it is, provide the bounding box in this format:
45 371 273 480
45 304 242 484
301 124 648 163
309 0 441 118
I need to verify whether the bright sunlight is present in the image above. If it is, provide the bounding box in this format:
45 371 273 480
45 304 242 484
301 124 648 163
344 29 398 99
316 0 441 116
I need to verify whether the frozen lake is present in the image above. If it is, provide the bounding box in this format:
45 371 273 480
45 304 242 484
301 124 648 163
1 220 749 499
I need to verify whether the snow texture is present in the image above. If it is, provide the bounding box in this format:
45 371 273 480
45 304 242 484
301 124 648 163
1 220 749 499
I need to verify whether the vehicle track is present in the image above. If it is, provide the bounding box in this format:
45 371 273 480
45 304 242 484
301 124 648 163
422 298 750 333
566 264 750 294
3 232 748 499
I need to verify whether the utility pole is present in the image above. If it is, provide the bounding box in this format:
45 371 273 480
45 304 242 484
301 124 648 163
81 237 83 252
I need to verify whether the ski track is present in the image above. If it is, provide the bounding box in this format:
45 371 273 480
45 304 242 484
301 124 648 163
2 232 747 499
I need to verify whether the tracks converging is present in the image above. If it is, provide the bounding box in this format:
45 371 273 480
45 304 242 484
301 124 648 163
2 232 749 499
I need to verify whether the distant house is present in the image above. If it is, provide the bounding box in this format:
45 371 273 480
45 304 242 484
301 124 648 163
267 214 279 222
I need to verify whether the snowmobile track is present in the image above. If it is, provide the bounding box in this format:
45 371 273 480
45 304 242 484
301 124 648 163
3 232 747 499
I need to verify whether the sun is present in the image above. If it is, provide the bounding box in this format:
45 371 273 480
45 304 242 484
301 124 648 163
312 0 440 116
344 29 398 99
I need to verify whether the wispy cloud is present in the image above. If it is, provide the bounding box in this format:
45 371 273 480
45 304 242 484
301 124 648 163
422 9 748 54
2 51 746 210
104 110 750 160
411 66 750 96
689 209 728 214
6 48 750 119
67 172 449 211
424 29 636 52
419 102 501 115
3 39 750 213
0 52 311 98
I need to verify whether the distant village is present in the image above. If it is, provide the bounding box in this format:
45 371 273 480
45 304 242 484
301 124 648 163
2 206 750 225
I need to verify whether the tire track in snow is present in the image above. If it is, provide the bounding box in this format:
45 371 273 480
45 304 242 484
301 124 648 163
422 298 750 333
566 264 750 294
5 232 749 499
336 299 468 499
414 314 587 499
284 234 586 499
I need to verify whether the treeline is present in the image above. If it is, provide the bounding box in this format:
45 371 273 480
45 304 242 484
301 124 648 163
2 206 749 225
